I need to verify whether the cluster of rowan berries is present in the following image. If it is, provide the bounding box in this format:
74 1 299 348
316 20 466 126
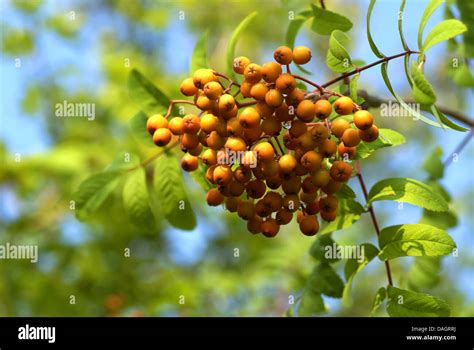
145 45 379 237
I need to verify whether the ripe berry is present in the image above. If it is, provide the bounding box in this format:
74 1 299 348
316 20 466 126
233 56 250 74
243 126 263 143
265 89 284 107
250 83 269 101
314 99 332 119
289 119 307 138
244 63 262 84
276 209 293 225
221 105 238 120
320 210 337 222
338 143 356 159
261 62 282 83
353 110 374 130
153 128 172 146
311 169 330 187
213 165 233 186
282 176 301 194
240 81 253 98
182 114 200 134
199 114 218 134
218 94 236 113
341 128 361 147
188 144 203 156
204 81 223 100
206 165 217 183
300 191 317 204
168 117 184 135
201 149 217 166
226 117 244 137
255 200 271 217
310 124 329 144
261 116 281 136
301 151 322 172
247 215 262 234
181 154 199 172
320 139 337 157
261 218 280 237
331 118 351 138
330 160 353 182
193 68 217 89
266 175 281 190
237 200 255 220
147 114 168 135
225 136 247 152
296 100 316 122
292 46 312 65
359 125 379 142
256 102 275 118
319 195 338 212
264 191 283 212
180 78 198 96
225 197 239 212
196 95 214 110
279 154 297 174
321 179 343 195
305 200 320 215
239 107 261 128
241 150 257 168
275 73 296 94
229 180 245 197
274 46 293 65
206 131 225 150
206 188 224 206
283 194 300 212
302 176 317 193
246 179 266 199
299 216 319 236
286 88 305 106
276 103 294 122
234 166 252 184
333 96 354 115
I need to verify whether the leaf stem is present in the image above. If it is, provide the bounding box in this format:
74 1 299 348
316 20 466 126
165 100 196 118
126 141 180 173
355 160 394 286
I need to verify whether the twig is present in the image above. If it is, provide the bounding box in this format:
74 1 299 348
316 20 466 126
292 74 324 94
273 136 285 155
165 100 195 118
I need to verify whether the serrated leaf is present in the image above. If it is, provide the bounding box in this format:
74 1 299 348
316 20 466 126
386 286 451 317
128 69 175 116
398 0 409 51
366 0 384 58
368 177 449 212
349 73 359 101
380 62 443 128
226 12 258 80
190 31 209 74
342 243 379 303
298 289 326 316
407 257 441 291
129 111 155 147
310 4 353 35
73 171 121 219
123 167 156 230
371 287 387 316
378 224 456 260
319 199 364 235
355 128 406 159
153 151 196 230
422 146 444 180
326 30 352 73
309 234 339 263
411 63 437 105
307 263 344 298
422 19 467 54
418 0 445 49
285 10 312 48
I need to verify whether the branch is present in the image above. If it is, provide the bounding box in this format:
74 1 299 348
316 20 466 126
355 160 394 286
292 74 324 94
165 100 196 118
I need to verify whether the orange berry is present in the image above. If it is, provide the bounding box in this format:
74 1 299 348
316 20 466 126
256 102 275 118
238 200 255 220
203 81 223 100
275 73 296 94
300 151 322 172
146 114 168 135
261 218 280 237
182 114 200 134
152 128 172 146
276 209 293 225
320 210 337 222
213 165 233 186
193 68 217 89
310 124 329 144
181 154 199 172
283 194 300 212
225 197 239 212
330 160 353 182
321 179 343 195
226 117 244 137
289 119 307 138
341 128 361 147
234 166 252 184
240 81 253 98
296 100 316 122
338 143 356 160
244 63 262 84
279 154 298 174
353 110 374 130
286 88 305 106
265 89 284 107
319 195 338 212
201 149 217 166
168 117 184 135
233 56 250 74
218 94 236 113
250 83 269 101
359 125 379 142
247 215 262 234
196 94 214 110
314 99 332 119
239 107 261 128
261 62 282 83
180 78 198 96
206 131 225 150
225 136 247 152
311 169 330 187
292 46 312 65
331 118 351 138
320 138 337 157
246 179 266 199
199 114 218 134
274 46 293 65
333 96 354 115
299 216 319 236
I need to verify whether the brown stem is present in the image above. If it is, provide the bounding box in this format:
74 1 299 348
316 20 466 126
321 51 418 89
355 160 394 286
165 100 196 118
293 74 324 94
273 136 285 155
286 64 292 74
320 0 326 9
236 100 258 108
213 71 241 87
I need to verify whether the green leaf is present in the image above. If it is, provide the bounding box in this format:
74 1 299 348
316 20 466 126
123 168 156 230
452 63 474 87
380 62 442 128
355 128 406 159
371 287 387 316
310 4 353 35
420 209 458 230
153 151 196 230
456 0 474 57
349 73 359 101
319 199 364 235
129 111 155 147
190 31 209 75
430 105 468 132
326 30 352 73
411 63 437 105
73 171 121 219
386 286 451 317
366 0 384 58
418 0 445 49
378 224 456 260
226 12 258 79
309 234 339 263
336 183 356 199
298 289 326 316
422 19 467 53
307 263 344 298
342 243 379 303
128 69 174 116
422 146 444 180
407 257 441 291
368 177 449 212
106 152 140 172
285 10 312 48
398 0 409 51
188 161 213 192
